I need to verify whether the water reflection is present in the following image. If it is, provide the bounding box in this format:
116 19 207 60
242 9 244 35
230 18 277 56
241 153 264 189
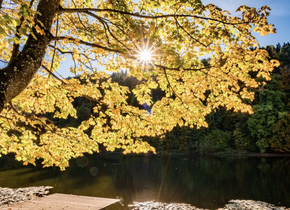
0 154 289 209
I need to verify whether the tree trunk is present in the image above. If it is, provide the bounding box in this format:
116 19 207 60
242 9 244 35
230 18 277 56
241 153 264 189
0 0 60 113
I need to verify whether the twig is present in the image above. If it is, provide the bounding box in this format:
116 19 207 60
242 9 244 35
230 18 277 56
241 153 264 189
42 65 65 84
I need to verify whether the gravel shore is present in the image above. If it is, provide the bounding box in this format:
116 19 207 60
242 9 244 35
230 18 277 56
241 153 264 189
0 186 52 208
1 187 289 210
129 200 290 210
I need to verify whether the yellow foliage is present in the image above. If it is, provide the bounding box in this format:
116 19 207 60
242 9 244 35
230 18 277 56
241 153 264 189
0 0 279 170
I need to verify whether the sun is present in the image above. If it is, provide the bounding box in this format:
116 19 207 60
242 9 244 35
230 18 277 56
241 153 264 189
139 49 153 61
133 38 158 70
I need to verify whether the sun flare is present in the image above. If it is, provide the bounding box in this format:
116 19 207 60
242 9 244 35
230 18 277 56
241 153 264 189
132 36 159 71
134 43 158 71
139 49 153 61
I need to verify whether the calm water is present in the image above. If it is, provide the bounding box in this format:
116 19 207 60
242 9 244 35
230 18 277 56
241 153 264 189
0 154 289 209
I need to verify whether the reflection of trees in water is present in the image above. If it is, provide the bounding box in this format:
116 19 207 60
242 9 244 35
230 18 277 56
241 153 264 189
0 155 289 209
108 155 290 209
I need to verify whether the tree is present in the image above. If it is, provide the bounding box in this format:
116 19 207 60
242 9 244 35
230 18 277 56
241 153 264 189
247 76 288 152
0 0 279 169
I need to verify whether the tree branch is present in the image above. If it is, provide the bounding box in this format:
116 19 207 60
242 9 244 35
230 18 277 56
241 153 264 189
53 36 125 54
48 44 97 62
0 0 61 114
42 65 65 84
71 0 87 29
9 21 24 64
49 16 59 77
155 64 209 72
48 45 96 72
85 11 136 49
98 17 111 44
58 8 248 25
174 17 208 47
163 67 189 111
9 102 54 132
99 17 131 51
9 0 36 64
0 59 8 64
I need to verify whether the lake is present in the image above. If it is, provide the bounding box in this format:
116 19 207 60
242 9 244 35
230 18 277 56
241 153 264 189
0 153 289 209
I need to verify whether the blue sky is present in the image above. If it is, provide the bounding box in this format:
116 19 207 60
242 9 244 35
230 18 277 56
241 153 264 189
1 1 289 73
58 0 290 77
202 0 290 47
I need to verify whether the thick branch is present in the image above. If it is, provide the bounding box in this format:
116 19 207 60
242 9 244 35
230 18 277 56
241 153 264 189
58 8 247 25
0 0 60 113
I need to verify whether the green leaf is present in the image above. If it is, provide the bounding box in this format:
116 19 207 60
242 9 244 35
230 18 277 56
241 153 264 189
0 27 5 35
15 19 22 26
3 14 12 23
19 27 27 35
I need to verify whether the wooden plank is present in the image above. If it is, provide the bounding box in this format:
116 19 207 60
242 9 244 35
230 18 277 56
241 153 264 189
0 193 121 210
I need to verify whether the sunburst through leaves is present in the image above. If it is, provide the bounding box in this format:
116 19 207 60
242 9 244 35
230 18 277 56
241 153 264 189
134 38 158 71
139 49 152 61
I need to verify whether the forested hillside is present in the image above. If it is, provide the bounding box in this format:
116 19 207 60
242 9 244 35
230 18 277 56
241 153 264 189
54 42 290 154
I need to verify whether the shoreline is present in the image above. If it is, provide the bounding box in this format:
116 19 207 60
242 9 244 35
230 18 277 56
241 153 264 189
0 186 52 208
1 187 289 210
98 150 290 157
129 200 289 210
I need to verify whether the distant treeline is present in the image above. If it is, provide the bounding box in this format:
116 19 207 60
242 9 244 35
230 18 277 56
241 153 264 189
53 42 290 154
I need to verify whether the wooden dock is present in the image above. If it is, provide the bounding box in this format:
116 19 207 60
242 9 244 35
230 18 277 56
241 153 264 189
0 193 121 210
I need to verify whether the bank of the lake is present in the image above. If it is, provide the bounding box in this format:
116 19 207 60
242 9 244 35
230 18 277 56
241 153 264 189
0 153 289 210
